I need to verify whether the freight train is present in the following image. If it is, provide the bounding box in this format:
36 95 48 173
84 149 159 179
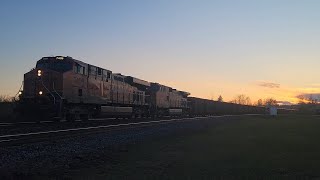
15 56 283 121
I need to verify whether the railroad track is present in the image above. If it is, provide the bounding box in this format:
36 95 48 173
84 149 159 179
0 117 199 146
0 115 187 127
0 117 121 127
0 114 262 147
0 116 190 136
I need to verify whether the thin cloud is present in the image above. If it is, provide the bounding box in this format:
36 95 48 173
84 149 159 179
277 101 294 105
258 82 280 88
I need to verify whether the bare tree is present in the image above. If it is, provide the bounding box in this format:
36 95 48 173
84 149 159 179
245 96 252 105
308 95 318 104
0 95 13 102
236 94 246 105
217 95 223 102
256 99 263 106
231 94 252 105
264 98 277 106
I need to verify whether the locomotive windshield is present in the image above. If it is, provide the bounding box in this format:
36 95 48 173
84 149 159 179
36 57 73 72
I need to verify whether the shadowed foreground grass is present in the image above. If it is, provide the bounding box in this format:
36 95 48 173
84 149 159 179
77 115 320 179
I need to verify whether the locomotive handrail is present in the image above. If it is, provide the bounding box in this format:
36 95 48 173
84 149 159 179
14 81 24 100
52 82 62 99
40 80 56 104
52 82 64 118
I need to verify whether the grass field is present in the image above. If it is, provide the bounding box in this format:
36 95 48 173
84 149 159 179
74 115 320 179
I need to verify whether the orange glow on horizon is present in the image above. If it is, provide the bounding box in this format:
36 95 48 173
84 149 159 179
159 80 320 105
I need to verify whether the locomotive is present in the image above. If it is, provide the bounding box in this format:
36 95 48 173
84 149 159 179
17 56 189 121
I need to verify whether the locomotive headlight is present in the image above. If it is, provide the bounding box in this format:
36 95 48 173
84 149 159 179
39 91 43 95
37 70 42 77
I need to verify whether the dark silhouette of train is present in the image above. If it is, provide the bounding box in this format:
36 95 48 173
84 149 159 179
16 56 290 121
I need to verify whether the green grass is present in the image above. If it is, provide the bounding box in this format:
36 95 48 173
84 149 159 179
74 115 320 179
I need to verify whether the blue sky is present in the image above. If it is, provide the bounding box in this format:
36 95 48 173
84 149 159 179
1 0 320 102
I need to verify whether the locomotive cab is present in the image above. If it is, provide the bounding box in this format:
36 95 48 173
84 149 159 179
24 56 74 98
17 56 74 120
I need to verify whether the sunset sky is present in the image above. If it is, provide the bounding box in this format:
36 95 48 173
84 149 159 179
1 0 320 104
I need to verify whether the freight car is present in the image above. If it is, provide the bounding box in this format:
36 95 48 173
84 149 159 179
188 97 266 116
16 56 189 121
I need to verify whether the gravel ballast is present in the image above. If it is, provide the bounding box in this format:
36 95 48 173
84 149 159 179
0 116 239 179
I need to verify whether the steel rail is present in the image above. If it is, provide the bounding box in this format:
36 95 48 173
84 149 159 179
0 114 262 146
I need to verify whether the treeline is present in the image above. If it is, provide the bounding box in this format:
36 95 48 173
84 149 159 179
213 94 277 107
297 100 320 114
217 94 320 114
